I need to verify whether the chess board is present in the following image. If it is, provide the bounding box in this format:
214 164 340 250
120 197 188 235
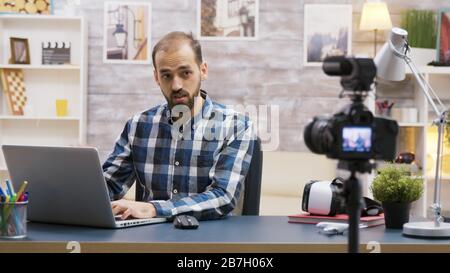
0 69 27 115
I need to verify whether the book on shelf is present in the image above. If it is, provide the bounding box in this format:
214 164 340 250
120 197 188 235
288 213 385 227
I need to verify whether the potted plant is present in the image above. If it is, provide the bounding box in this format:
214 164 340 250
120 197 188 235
401 9 437 65
370 163 424 229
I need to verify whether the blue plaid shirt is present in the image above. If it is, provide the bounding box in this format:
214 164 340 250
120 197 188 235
103 90 255 220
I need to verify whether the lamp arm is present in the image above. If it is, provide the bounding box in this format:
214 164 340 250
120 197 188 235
401 49 449 225
388 40 446 115
406 58 447 115
416 70 447 113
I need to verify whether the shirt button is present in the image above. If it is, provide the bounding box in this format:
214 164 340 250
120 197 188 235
175 161 180 166
173 189 178 194
192 124 196 130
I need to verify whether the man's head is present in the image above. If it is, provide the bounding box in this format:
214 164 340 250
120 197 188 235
152 32 208 110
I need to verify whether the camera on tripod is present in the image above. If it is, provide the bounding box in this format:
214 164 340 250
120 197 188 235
304 56 399 162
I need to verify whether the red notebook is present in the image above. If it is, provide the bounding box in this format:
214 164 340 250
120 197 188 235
288 213 385 227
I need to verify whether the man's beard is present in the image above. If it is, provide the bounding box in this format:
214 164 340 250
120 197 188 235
166 83 201 110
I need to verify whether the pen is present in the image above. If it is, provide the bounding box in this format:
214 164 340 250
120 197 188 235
6 180 15 197
21 192 29 202
0 186 6 199
13 181 28 203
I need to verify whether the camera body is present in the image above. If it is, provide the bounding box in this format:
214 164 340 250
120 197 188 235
304 103 398 161
304 56 399 161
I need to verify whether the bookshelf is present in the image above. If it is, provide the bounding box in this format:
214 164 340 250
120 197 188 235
371 66 450 218
0 14 87 179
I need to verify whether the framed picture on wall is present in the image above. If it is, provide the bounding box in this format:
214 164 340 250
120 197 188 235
198 0 259 40
10 37 30 64
436 8 450 65
0 0 53 14
103 1 152 64
303 4 352 66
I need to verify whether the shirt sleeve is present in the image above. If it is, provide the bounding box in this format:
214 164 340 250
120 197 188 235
102 118 136 200
150 116 256 220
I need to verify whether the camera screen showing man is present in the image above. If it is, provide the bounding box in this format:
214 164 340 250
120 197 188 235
342 127 372 153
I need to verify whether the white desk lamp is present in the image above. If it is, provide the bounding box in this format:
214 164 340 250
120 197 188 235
375 27 450 237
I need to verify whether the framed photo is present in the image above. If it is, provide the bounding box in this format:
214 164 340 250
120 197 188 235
103 1 152 64
198 0 259 41
303 4 352 66
10 37 30 65
436 8 450 64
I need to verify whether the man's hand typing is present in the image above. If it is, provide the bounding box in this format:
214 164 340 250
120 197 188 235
111 199 157 220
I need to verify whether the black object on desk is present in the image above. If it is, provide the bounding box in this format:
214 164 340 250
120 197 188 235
173 215 199 229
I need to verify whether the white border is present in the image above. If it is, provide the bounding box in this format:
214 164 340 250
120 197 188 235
303 4 352 67
103 1 152 64
197 0 259 41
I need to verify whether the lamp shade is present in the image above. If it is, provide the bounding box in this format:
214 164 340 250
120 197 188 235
374 28 408 81
359 1 392 30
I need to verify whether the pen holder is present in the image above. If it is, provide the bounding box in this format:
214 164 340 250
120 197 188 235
0 201 28 239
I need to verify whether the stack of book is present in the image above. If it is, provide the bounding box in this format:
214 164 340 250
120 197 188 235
288 213 385 227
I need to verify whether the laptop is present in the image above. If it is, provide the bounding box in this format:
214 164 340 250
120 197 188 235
2 145 168 228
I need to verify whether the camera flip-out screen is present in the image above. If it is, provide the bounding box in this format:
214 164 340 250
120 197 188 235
342 126 372 153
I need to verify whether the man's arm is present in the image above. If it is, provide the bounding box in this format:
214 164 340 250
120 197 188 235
103 119 136 200
150 117 255 220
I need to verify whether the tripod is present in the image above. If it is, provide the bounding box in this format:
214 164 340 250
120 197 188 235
339 160 373 253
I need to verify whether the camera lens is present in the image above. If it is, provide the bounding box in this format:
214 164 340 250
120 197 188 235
322 56 353 76
304 116 334 155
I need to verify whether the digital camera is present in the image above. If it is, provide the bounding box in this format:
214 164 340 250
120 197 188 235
303 56 399 161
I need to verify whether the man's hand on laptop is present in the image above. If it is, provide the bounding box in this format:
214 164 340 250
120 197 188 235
111 199 157 220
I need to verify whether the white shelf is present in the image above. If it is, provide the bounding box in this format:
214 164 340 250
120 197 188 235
0 116 80 121
0 14 83 21
0 64 80 70
398 122 427 127
406 66 450 75
0 14 87 180
370 64 450 218
427 175 450 181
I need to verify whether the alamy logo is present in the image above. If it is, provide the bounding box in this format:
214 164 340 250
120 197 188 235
170 104 280 151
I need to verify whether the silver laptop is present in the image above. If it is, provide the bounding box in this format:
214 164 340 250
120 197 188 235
2 145 167 228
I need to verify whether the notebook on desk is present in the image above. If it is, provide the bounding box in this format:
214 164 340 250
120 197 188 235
288 213 385 227
2 145 168 228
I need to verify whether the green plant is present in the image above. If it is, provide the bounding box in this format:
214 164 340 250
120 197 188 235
401 10 437 49
370 163 424 203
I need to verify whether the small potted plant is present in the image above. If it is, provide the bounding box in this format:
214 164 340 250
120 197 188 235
370 163 424 229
